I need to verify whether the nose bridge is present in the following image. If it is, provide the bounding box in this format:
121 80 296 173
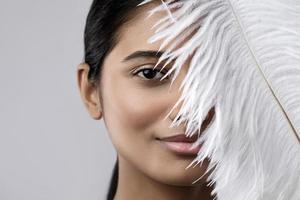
166 69 185 122
164 52 192 124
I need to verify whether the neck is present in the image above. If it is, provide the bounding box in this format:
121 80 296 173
113 155 214 200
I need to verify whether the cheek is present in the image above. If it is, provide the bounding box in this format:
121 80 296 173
104 79 169 133
101 75 171 169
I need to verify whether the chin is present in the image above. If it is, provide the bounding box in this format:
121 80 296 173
157 174 208 187
141 146 211 186
149 162 210 187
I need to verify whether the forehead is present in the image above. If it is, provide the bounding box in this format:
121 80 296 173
116 2 169 54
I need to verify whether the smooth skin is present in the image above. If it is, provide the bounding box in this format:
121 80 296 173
77 2 214 200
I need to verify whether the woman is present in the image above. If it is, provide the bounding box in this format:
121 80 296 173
77 0 215 199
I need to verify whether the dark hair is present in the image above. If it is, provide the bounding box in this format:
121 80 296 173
106 159 118 200
84 0 148 85
83 0 146 199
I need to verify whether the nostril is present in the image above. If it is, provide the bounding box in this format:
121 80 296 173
200 106 215 133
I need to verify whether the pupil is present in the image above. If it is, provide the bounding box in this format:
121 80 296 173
143 69 157 79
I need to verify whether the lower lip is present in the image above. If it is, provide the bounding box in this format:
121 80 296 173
157 140 202 155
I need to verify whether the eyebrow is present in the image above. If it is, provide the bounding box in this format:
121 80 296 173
122 50 165 62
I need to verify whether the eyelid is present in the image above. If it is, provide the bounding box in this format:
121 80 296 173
132 64 170 81
132 64 168 74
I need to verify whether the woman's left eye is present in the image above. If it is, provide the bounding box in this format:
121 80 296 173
133 66 170 81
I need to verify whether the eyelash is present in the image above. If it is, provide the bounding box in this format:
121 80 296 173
133 65 171 82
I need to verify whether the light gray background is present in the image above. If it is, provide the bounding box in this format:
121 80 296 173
0 0 116 199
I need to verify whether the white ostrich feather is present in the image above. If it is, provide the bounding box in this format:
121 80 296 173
138 0 300 199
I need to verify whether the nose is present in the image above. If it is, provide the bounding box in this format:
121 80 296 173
165 69 186 126
162 54 192 129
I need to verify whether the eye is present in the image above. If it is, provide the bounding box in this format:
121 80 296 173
133 65 170 81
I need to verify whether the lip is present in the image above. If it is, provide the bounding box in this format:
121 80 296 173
159 133 199 143
157 133 201 155
157 137 202 156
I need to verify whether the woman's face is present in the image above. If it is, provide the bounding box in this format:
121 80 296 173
79 2 211 186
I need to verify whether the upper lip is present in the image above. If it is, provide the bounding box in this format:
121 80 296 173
158 133 198 143
157 106 215 143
